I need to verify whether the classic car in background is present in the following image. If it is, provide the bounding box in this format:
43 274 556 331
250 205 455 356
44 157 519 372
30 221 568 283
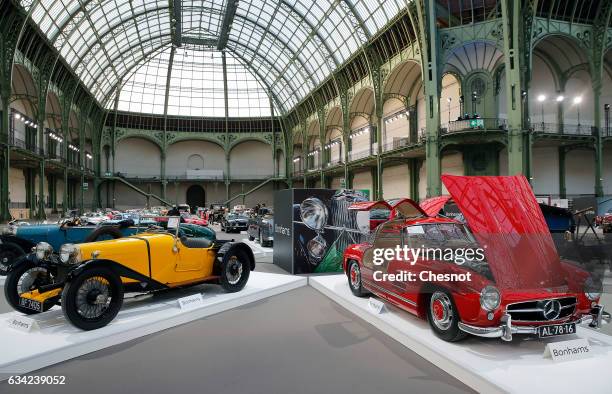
344 175 610 342
5 218 251 330
221 213 249 233
0 219 133 275
247 207 274 247
596 208 612 233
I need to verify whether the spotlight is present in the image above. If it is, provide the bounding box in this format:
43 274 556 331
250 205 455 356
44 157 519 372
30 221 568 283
556 95 564 102
573 96 582 105
537 95 546 102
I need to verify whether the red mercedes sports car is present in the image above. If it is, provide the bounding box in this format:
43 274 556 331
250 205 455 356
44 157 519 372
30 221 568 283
343 175 610 342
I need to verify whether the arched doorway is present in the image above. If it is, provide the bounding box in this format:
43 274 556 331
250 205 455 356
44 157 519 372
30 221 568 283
186 185 206 212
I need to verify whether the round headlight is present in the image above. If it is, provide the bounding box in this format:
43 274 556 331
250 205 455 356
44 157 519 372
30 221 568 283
35 242 53 260
300 197 328 231
584 277 602 301
480 285 501 312
59 244 81 264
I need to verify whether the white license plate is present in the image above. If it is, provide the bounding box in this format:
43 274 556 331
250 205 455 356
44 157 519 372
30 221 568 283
538 323 576 338
19 297 43 312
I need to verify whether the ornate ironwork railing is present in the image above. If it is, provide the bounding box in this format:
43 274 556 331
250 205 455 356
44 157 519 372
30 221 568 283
441 118 508 134
531 123 594 136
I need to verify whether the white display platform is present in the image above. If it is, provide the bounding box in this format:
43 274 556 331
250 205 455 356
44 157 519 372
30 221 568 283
310 274 612 394
0 276 5 286
0 272 305 380
243 239 273 263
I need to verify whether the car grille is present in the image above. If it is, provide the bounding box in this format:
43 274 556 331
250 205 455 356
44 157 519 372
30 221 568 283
506 297 577 322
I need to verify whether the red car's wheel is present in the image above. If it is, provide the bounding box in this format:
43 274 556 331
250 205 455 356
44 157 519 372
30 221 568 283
426 289 466 342
347 261 367 297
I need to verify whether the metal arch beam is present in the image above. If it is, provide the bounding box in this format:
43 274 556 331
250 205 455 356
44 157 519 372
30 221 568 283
217 0 238 50
100 43 170 108
265 1 340 94
90 34 172 104
69 5 317 95
73 0 120 81
227 39 301 107
340 0 372 40
277 0 339 68
97 37 289 114
70 7 169 71
88 33 171 97
235 14 317 88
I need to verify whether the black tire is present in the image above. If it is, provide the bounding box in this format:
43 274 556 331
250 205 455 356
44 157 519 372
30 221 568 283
0 243 26 275
347 260 367 297
61 267 124 330
426 288 467 342
4 260 54 314
219 249 251 292
84 226 123 243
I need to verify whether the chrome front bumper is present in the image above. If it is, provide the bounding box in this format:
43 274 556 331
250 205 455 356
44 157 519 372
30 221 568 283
458 305 612 342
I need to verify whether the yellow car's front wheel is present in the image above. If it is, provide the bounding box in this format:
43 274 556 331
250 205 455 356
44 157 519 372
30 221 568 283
61 267 124 330
219 250 250 292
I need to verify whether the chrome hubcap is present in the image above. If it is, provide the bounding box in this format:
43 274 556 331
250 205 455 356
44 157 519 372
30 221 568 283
430 292 454 331
349 263 360 289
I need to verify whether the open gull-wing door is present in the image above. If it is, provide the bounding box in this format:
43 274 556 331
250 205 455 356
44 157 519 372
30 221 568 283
348 201 393 232
419 196 452 217
387 198 427 219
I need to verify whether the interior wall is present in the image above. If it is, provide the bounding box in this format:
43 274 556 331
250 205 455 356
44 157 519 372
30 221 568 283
229 141 273 177
565 149 595 196
382 164 410 199
604 147 612 196
441 152 464 195
8 168 25 204
531 147 559 195
166 140 225 178
352 170 372 197
115 138 161 177
229 182 274 207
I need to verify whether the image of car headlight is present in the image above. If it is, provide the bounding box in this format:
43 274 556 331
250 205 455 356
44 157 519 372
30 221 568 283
480 285 501 311
35 242 53 260
300 197 328 231
306 234 327 262
584 276 602 301
60 244 81 264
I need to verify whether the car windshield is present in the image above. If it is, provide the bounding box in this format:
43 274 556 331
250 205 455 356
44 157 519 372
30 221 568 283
370 208 390 220
404 223 476 248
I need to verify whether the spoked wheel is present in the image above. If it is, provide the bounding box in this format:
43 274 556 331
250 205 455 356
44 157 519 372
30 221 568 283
347 261 367 297
61 267 124 330
219 250 251 292
0 243 25 275
426 289 466 342
5 262 54 314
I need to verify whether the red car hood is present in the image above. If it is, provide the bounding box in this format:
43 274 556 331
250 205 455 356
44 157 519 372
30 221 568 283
419 196 452 217
441 175 565 290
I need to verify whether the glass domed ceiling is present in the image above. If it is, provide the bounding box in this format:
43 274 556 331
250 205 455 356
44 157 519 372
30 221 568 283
117 47 273 117
21 0 408 115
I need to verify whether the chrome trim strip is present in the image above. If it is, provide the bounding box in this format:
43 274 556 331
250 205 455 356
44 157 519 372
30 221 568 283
363 279 417 306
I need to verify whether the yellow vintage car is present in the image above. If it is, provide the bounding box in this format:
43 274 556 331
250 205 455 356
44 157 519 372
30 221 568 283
12 219 254 330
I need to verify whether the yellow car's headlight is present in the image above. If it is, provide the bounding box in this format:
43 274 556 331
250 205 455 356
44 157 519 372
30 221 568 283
59 244 81 264
35 242 53 260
